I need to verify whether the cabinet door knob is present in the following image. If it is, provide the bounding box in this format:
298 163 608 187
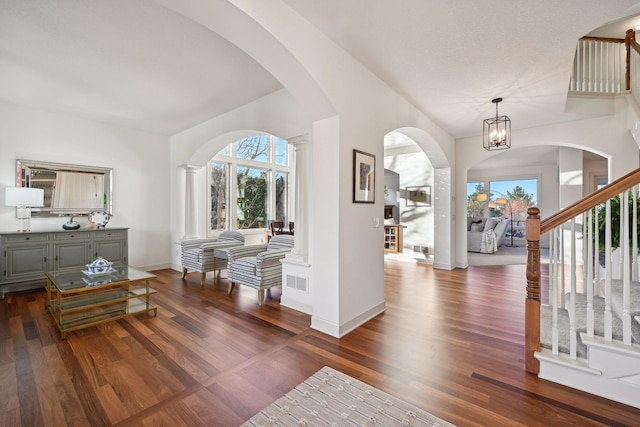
25 237 30 240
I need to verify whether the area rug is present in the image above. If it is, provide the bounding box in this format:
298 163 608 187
467 245 549 266
241 366 455 426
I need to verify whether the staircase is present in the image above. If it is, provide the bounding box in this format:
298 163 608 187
522 28 640 410
526 171 640 409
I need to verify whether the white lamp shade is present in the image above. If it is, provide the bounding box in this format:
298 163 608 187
5 187 44 207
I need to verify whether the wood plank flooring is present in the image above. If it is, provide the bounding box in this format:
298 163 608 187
1 261 640 426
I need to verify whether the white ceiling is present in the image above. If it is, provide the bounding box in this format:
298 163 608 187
0 0 282 135
1 0 639 137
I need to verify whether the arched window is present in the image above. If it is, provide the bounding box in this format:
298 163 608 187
208 135 292 232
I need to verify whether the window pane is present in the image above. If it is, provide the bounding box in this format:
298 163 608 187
237 166 267 229
467 181 486 217
215 145 230 157
275 138 288 166
275 172 288 220
236 135 269 162
489 179 538 221
210 162 228 230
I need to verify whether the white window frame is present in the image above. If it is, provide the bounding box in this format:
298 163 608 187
207 134 293 236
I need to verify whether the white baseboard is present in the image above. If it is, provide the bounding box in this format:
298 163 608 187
311 301 386 338
281 296 313 315
134 263 173 271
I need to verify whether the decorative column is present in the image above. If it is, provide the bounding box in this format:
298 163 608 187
286 135 309 263
182 164 200 240
281 135 312 314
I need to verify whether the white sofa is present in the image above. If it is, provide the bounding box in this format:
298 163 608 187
467 217 510 253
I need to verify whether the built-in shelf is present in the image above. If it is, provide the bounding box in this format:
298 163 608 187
384 225 403 253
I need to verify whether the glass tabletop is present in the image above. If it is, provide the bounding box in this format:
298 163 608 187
46 265 156 293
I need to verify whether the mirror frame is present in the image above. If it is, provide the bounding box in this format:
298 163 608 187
16 159 113 216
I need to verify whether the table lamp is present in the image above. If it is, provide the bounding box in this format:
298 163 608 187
5 187 44 232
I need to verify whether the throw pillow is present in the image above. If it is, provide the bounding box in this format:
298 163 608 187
470 222 484 232
483 218 499 232
468 218 483 231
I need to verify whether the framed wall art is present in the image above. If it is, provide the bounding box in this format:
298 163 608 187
406 185 431 206
353 149 375 203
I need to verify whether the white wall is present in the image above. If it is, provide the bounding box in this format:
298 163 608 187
384 144 435 255
558 147 584 210
0 101 171 270
162 0 456 337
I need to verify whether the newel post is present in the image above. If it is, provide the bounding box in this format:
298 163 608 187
525 207 541 374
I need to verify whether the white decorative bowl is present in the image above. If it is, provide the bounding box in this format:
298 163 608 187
86 256 113 274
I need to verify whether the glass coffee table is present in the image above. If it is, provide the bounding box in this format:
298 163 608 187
46 266 157 339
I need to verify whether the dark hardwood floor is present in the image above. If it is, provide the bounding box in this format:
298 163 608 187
1 261 640 426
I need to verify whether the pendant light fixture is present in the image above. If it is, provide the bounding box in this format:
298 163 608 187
483 97 511 151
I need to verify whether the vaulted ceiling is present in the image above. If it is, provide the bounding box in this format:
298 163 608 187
1 0 639 138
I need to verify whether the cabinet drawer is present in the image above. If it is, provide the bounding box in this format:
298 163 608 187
3 234 49 243
93 230 127 240
53 232 90 241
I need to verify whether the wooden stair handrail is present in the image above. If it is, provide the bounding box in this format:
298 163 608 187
526 167 640 375
628 29 640 56
580 35 625 44
541 168 640 234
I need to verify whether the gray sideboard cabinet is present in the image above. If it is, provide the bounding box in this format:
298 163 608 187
0 228 128 298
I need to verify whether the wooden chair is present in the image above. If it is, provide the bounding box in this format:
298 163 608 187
270 220 285 235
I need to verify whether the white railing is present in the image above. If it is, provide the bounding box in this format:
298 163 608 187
570 38 626 93
543 187 639 359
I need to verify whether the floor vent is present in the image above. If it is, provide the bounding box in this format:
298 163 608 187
286 275 308 292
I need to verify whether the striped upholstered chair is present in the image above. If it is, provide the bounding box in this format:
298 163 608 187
226 234 294 305
181 231 245 286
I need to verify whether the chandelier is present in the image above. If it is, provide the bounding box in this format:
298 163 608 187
483 97 511 151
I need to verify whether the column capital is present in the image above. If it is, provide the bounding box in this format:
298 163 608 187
179 164 201 172
288 134 310 148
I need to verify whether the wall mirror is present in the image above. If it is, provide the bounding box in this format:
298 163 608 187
16 159 113 216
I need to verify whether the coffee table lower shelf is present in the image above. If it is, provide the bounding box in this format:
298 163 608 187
49 292 157 337
46 266 157 339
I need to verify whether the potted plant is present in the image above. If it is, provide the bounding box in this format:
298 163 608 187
595 192 640 267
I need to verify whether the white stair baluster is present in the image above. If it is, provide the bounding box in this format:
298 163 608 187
605 198 613 341
561 222 566 309
551 227 559 354
587 209 594 337
570 217 577 360
623 191 632 345
633 186 638 281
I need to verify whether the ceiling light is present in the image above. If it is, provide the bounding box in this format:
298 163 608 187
483 98 511 151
